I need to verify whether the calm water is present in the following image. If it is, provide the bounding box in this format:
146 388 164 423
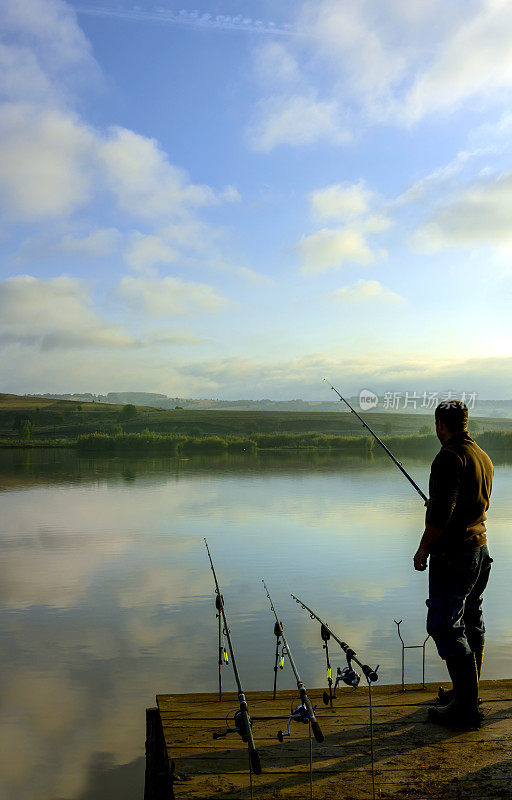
1 448 511 800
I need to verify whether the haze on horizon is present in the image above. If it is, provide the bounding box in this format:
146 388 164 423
1 0 511 400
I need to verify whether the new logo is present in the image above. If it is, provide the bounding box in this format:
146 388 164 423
359 389 378 411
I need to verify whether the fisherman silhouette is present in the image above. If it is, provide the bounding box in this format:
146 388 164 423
413 400 493 729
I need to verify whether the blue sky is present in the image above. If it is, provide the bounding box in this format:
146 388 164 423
1 0 511 399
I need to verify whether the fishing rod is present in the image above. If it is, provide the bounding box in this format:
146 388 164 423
262 580 324 744
324 378 428 504
204 539 262 775
215 593 229 700
292 593 379 800
291 594 379 686
320 623 334 708
272 620 287 700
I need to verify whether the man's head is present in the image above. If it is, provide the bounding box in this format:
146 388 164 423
434 400 468 443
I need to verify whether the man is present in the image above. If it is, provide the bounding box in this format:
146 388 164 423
414 399 494 729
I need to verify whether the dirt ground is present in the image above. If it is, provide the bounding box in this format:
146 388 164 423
155 680 512 800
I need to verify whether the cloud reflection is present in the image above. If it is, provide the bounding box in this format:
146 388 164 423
0 452 510 799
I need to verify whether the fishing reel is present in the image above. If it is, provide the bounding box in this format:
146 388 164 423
323 657 361 704
338 662 361 689
213 709 253 743
277 701 317 742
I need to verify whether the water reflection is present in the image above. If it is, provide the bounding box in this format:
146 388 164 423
0 448 510 800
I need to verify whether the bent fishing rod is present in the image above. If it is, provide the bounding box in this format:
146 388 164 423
324 378 428 504
204 539 262 775
291 594 379 685
262 580 324 743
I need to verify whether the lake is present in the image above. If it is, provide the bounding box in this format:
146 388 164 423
0 447 510 800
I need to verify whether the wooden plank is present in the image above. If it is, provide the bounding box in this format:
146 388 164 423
154 680 512 799
144 706 174 800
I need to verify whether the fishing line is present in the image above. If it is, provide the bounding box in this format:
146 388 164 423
324 378 428 503
204 539 262 776
262 579 324 744
292 593 379 800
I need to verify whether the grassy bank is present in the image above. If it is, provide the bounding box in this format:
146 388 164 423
4 392 512 443
75 431 376 454
2 428 511 458
2 393 512 459
67 428 512 457
76 432 257 454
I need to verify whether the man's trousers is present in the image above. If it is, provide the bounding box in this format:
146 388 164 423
426 545 493 659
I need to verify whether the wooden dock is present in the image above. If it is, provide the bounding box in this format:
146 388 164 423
144 680 512 799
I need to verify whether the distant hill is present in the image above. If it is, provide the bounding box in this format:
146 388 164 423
25 391 512 417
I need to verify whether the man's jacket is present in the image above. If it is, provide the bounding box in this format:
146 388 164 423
426 431 494 552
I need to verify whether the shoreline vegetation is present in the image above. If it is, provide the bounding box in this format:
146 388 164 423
2 393 511 458
1 429 511 458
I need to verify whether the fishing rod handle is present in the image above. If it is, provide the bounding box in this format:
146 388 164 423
362 664 379 682
239 702 262 774
310 717 324 744
299 688 324 743
250 748 262 775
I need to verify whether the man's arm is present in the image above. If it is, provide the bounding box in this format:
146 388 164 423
414 523 444 571
413 448 463 571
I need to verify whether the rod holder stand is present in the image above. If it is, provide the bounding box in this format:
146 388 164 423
394 619 430 692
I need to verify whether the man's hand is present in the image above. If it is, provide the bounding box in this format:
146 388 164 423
414 523 443 571
414 546 428 571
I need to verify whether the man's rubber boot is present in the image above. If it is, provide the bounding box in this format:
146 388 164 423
428 653 483 729
438 645 484 705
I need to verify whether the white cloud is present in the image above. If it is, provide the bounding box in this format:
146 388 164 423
125 232 178 272
0 0 98 104
311 182 374 221
470 110 512 150
247 93 349 152
395 150 476 207
179 352 512 399
74 6 293 36
222 264 273 286
359 214 393 233
299 181 392 274
160 219 220 253
0 41 55 103
118 276 229 316
404 0 512 123
0 4 236 234
0 275 135 350
248 1 512 147
253 41 301 86
331 279 405 305
98 126 217 220
297 227 377 274
413 170 512 250
0 104 94 220
219 184 242 203
143 327 203 346
0 106 227 227
3 331 512 397
14 227 122 263
60 227 121 257
298 0 409 101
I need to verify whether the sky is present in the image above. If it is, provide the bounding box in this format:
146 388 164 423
0 0 512 400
